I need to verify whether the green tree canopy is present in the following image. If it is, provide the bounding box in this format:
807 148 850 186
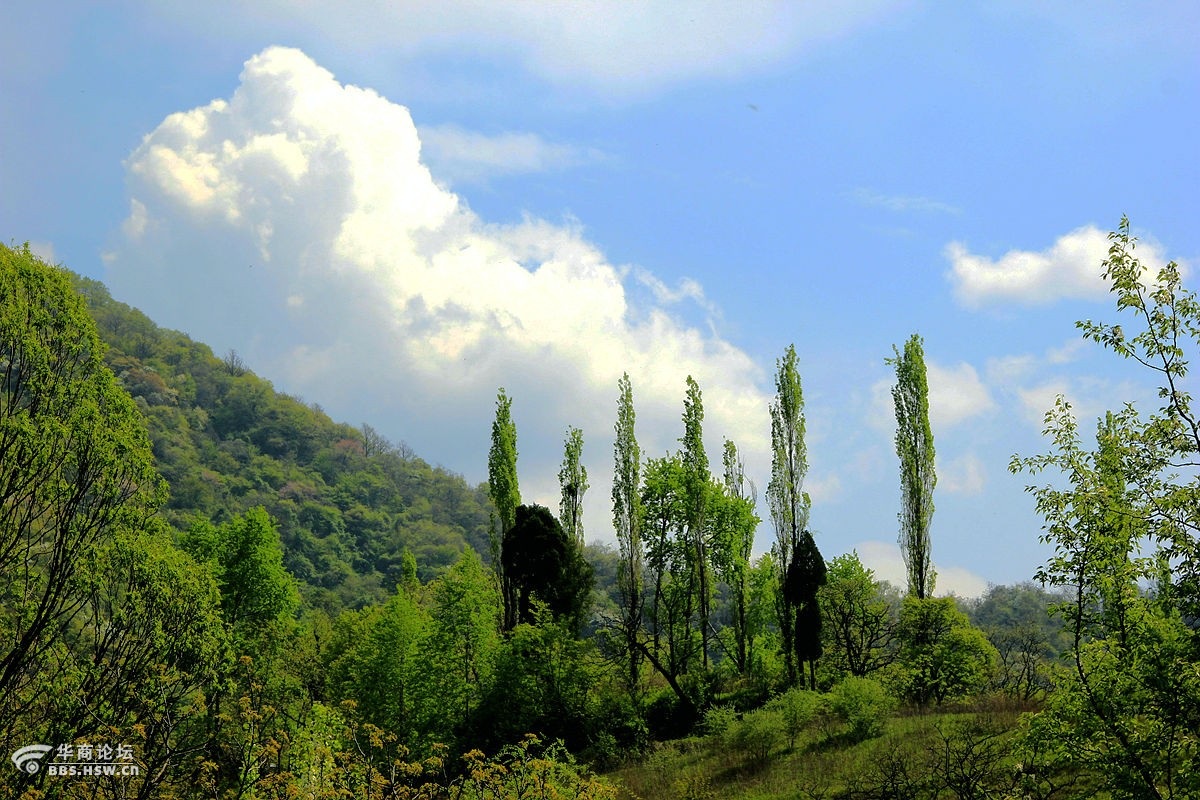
820 551 897 678
183 506 298 630
894 596 996 706
1012 221 1200 796
0 243 167 727
888 333 936 599
502 504 594 635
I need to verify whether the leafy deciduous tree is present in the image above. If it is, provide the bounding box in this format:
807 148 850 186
894 596 996 706
0 244 169 728
767 344 810 687
488 388 520 630
558 426 589 548
1010 220 1200 797
184 506 299 631
820 551 897 679
714 439 759 675
679 376 712 670
611 373 643 694
888 333 936 599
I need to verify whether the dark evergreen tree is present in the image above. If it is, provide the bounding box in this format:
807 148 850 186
784 530 826 689
501 504 593 635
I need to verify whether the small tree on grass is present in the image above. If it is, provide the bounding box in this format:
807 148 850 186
893 597 996 707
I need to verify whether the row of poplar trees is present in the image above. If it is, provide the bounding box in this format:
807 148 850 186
486 335 937 708
606 347 835 702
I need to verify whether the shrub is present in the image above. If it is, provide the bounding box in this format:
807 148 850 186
767 687 825 748
702 704 738 738
727 708 784 767
828 676 895 742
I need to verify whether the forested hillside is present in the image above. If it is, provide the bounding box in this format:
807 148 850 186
4 232 1199 799
72 273 494 611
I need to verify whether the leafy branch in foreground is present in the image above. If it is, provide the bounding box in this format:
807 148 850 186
1011 219 1200 799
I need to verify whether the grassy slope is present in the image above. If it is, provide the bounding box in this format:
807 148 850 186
609 700 1097 800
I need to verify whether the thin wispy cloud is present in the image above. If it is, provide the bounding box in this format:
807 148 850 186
418 125 605 185
144 1 907 97
849 187 960 215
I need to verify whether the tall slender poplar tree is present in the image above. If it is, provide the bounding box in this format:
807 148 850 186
888 334 936 599
611 373 643 692
767 344 810 686
680 376 712 670
488 388 521 629
558 426 588 547
720 439 759 675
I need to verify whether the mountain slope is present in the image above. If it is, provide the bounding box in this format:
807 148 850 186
72 273 494 611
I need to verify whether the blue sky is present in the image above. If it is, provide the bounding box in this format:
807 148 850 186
3 1 1198 595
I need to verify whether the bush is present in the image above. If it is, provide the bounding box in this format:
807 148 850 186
828 676 895 742
702 704 738 738
727 708 784 767
767 687 825 748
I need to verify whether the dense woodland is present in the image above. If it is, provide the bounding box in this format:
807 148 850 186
1 226 1198 799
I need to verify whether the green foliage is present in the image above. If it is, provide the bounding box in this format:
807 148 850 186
767 687 824 748
726 707 785 768
888 333 936 599
476 621 597 753
679 376 715 668
611 372 644 693
767 344 811 549
968 582 1066 700
713 439 760 676
820 551 897 679
69 272 494 612
892 596 997 706
641 452 699 681
1010 220 1200 797
558 425 589 546
767 343 811 688
702 704 739 738
185 506 299 629
0 244 165 708
488 387 521 535
326 588 427 744
0 244 229 797
489 387 521 630
418 548 502 747
828 676 895 742
744 553 785 686
502 504 594 634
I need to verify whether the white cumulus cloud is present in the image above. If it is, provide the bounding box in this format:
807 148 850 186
927 361 995 430
938 453 986 495
946 224 1177 308
855 540 988 598
107 46 772 542
870 359 994 433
